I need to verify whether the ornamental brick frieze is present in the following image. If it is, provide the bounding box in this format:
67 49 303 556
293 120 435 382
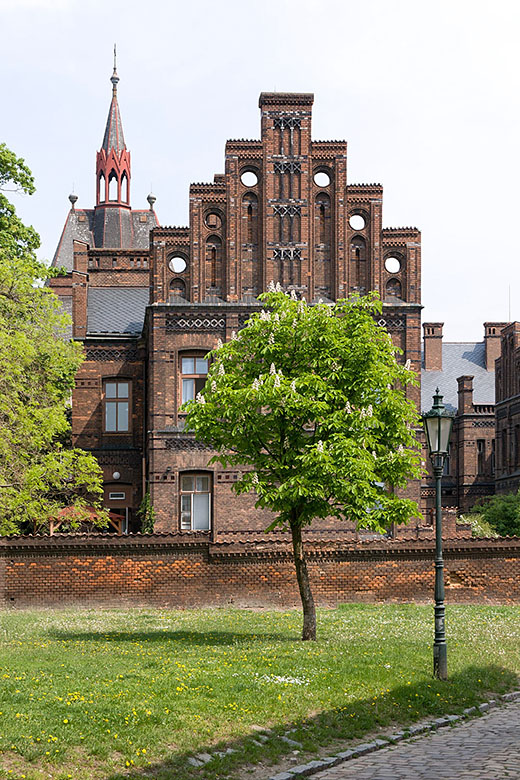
377 317 405 331
216 471 240 483
471 420 495 428
274 161 302 174
165 314 226 332
96 453 136 466
273 204 301 218
273 248 302 261
86 348 139 362
164 437 212 451
273 116 302 130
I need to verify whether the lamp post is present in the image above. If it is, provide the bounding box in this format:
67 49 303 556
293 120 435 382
422 389 454 680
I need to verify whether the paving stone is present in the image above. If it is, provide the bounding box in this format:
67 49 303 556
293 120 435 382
194 752 212 763
187 756 204 767
281 735 304 748
463 706 477 715
270 773 296 780
311 700 520 780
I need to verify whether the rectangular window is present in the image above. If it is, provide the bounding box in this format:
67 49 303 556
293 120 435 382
108 492 126 500
181 356 208 405
104 380 130 432
180 473 211 530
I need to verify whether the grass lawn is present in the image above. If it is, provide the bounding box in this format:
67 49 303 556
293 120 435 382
0 604 518 779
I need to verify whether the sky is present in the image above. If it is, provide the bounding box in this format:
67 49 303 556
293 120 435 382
2 0 519 341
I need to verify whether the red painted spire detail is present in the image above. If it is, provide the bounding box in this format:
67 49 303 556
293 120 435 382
96 47 131 207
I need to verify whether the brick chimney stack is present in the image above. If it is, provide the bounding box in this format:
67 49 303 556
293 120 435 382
423 323 443 370
484 322 508 371
457 375 474 415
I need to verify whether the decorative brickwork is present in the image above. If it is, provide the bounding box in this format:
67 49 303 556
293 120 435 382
1 536 519 608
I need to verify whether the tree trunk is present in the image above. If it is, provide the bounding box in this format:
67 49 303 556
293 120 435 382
290 514 316 641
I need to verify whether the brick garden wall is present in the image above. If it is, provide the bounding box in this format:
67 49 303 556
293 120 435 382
1 535 520 608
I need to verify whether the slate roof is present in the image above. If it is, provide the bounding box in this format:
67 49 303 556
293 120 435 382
102 84 126 153
421 342 495 413
52 208 158 272
87 287 149 335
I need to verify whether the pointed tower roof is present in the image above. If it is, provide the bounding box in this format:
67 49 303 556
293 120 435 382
101 45 126 154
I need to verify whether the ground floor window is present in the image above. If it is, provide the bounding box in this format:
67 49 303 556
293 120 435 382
180 473 211 530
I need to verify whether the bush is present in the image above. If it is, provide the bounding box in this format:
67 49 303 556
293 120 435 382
468 489 520 537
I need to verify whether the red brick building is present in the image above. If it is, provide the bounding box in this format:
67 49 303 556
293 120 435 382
52 67 500 536
495 322 520 495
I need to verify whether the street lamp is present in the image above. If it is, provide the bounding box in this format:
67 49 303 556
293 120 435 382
422 389 454 680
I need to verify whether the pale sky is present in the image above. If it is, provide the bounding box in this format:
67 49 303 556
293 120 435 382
2 0 519 341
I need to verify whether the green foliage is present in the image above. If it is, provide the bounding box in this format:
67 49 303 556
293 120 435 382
185 289 422 533
0 143 107 535
468 490 520 537
458 513 500 538
138 491 156 533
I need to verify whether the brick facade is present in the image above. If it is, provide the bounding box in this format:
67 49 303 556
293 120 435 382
2 534 519 608
495 322 520 494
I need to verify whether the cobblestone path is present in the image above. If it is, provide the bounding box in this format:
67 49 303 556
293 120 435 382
313 701 520 780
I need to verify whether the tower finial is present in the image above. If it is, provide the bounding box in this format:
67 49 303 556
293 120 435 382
110 43 119 93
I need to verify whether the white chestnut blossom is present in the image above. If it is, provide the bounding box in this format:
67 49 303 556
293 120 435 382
298 300 305 314
252 378 261 390
218 363 225 376
318 298 323 304
196 393 205 404
231 330 237 340
316 440 324 453
345 401 352 414
211 380 217 392
216 338 223 349
290 289 298 300
252 472 259 485
260 309 271 321
274 374 281 388
268 333 275 345
268 280 276 292
397 444 404 454
404 359 412 370
270 363 276 375
290 380 296 393
275 282 283 292
273 313 280 323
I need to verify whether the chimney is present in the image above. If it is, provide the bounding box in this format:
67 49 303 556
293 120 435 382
423 322 443 370
72 240 89 338
457 375 474 415
484 322 508 371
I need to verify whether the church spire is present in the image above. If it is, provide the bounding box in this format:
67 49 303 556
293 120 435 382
96 46 131 206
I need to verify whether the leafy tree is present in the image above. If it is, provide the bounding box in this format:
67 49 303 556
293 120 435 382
468 490 520 537
0 143 107 535
185 288 422 640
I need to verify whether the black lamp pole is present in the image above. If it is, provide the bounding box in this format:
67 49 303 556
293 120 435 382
422 389 454 681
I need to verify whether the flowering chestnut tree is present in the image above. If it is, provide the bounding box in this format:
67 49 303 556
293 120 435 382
185 288 422 640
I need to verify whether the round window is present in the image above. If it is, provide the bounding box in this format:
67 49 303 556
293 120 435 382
384 256 401 274
241 171 258 187
314 171 331 187
168 256 187 274
349 214 366 231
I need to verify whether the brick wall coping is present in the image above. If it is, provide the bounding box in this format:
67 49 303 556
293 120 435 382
1 534 520 561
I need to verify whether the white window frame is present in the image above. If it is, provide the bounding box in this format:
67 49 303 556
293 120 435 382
180 473 211 531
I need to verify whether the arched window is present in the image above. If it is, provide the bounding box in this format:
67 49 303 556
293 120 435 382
121 173 128 203
205 235 222 296
170 279 186 302
108 171 118 201
315 193 330 245
385 278 402 299
98 173 105 203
